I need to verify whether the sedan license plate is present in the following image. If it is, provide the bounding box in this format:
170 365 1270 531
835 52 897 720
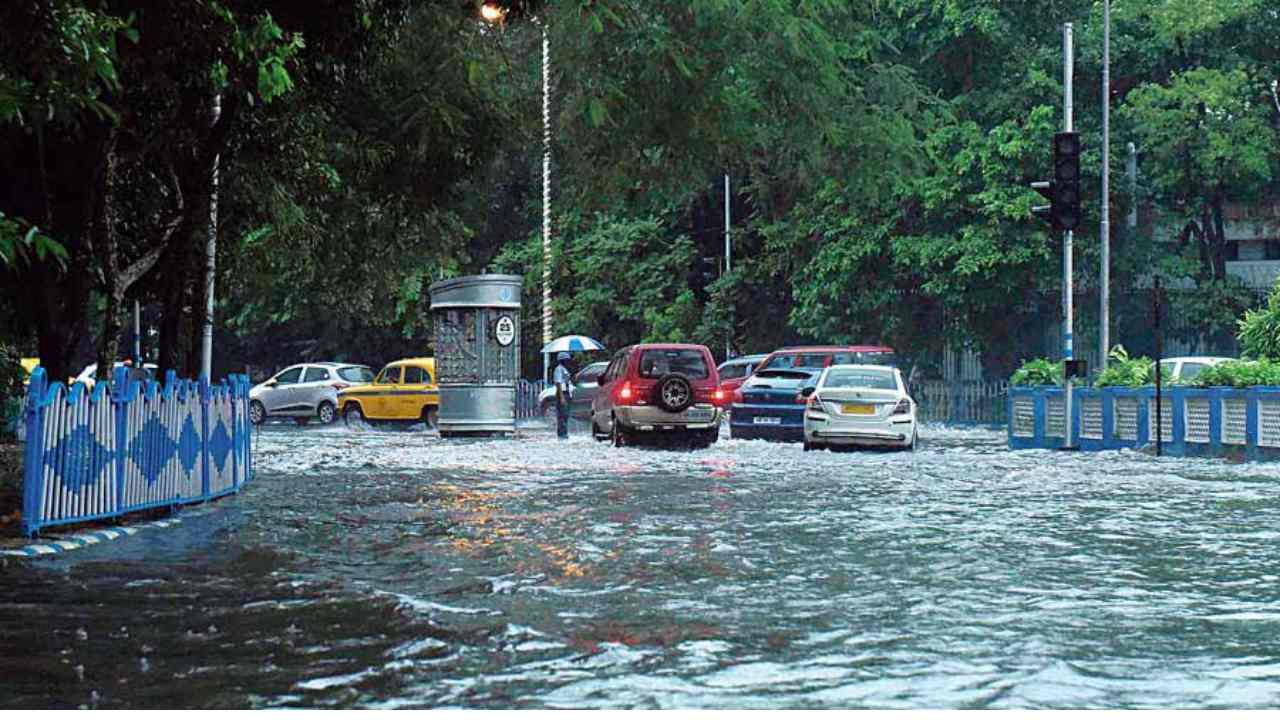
753 416 782 425
842 403 875 415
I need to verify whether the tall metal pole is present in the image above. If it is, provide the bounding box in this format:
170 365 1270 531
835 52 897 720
200 92 220 380
724 173 731 361
1063 23 1075 449
1100 0 1111 371
1154 275 1163 457
541 22 552 384
133 300 141 364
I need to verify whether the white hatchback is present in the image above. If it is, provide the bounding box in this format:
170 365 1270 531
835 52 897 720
802 364 917 451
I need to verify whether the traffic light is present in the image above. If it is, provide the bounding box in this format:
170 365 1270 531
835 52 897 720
1028 131 1082 232
1053 131 1081 230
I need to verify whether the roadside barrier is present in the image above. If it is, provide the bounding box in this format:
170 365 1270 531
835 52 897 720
515 379 549 419
1008 384 1280 460
19 367 252 537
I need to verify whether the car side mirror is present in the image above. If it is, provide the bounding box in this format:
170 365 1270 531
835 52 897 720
800 386 815 397
265 379 278 387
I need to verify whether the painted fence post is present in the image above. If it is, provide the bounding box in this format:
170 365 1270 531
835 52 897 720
200 375 211 501
21 369 47 537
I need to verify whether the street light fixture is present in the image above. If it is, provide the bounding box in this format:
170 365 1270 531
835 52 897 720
480 2 554 383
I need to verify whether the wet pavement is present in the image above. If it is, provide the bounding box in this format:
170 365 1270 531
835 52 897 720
5 420 1280 708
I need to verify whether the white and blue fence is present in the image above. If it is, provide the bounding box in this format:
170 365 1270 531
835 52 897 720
1008 385 1280 460
20 367 253 537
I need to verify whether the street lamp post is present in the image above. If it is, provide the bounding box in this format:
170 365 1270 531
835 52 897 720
481 3 553 383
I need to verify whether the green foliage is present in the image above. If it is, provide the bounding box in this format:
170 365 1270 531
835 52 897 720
1009 358 1062 387
1238 282 1280 361
1094 346 1154 387
0 343 26 440
0 2 135 127
0 212 67 269
1192 359 1280 388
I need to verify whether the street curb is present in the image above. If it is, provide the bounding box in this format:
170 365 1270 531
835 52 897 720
0 516 185 557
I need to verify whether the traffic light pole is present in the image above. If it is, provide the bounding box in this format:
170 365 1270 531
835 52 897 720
1062 22 1076 450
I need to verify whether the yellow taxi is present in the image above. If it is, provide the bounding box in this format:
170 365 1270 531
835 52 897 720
338 357 439 426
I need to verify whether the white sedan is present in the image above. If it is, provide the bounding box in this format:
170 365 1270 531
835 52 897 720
802 364 917 451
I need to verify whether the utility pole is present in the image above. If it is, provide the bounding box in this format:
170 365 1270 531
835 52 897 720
724 173 731 361
133 300 141 364
1100 0 1111 371
1063 22 1076 449
200 93 221 380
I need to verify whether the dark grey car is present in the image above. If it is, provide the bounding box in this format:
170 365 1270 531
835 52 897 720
539 361 609 420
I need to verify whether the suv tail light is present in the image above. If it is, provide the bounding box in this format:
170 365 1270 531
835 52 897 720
713 387 726 405
892 398 911 415
617 382 635 404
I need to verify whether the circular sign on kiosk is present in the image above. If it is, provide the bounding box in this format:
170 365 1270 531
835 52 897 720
494 314 516 347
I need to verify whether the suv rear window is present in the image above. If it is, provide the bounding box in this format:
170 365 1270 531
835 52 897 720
638 349 709 379
339 366 374 383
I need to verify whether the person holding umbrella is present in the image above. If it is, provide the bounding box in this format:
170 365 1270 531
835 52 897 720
553 351 573 439
541 335 607 439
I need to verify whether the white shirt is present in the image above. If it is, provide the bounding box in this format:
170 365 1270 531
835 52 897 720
554 365 572 398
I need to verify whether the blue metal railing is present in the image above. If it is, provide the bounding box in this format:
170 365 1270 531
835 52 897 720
1008 384 1280 460
20 367 253 537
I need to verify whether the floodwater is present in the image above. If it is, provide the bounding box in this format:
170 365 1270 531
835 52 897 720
4 420 1280 708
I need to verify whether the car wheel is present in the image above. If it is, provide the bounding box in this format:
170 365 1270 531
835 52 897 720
249 400 266 426
317 401 336 425
422 406 439 429
611 416 630 447
591 417 609 442
344 404 366 427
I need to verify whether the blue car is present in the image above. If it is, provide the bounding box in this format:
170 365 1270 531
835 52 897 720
728 368 819 441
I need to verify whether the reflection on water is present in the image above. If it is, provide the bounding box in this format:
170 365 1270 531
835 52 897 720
5 424 1280 708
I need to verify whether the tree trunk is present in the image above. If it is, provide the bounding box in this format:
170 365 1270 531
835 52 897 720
1211 195 1228 281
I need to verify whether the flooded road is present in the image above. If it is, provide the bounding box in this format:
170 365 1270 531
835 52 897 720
5 422 1280 708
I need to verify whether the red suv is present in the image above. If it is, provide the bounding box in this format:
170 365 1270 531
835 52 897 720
591 343 725 448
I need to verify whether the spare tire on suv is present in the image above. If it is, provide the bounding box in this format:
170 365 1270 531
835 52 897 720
655 373 694 413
